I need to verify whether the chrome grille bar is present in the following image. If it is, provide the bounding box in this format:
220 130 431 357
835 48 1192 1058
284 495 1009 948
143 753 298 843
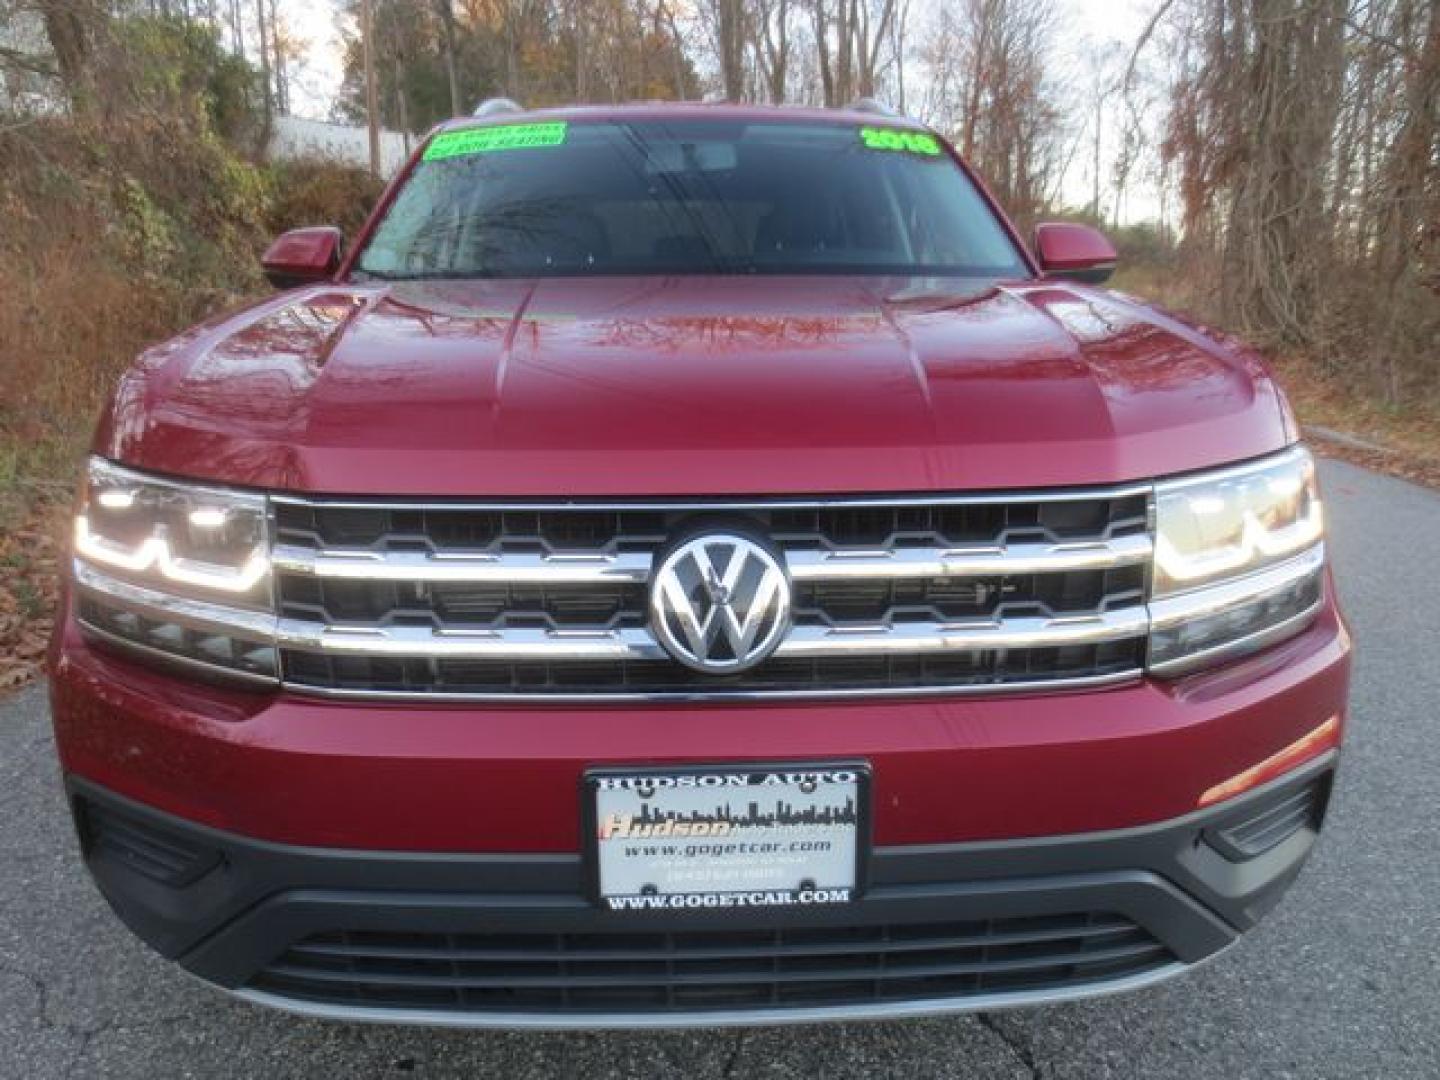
277 621 662 660
270 484 1152 512
271 534 1151 584
779 610 1148 655
272 544 653 584
786 534 1152 580
272 608 1148 661
74 561 276 643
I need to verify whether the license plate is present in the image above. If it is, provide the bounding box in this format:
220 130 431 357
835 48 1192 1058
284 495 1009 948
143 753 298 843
587 764 867 912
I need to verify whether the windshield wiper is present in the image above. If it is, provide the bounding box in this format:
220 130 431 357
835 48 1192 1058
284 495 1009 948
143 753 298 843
352 268 498 282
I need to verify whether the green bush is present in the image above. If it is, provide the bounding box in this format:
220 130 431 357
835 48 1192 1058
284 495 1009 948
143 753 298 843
265 159 386 240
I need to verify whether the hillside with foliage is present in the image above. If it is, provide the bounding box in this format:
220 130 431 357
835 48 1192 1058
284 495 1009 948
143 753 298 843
0 6 381 687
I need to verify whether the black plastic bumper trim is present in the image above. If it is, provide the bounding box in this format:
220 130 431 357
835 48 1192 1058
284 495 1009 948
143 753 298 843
65 752 1334 1014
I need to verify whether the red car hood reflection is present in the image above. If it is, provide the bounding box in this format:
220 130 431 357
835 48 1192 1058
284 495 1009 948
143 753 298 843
100 275 1290 496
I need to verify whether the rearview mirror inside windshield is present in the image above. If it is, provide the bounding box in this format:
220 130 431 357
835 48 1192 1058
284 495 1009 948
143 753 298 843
642 141 738 174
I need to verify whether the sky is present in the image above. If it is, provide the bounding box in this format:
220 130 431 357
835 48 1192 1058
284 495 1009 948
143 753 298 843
283 1 348 120
278 0 1165 224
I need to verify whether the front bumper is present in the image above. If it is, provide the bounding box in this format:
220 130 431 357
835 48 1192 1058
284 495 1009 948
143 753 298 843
49 596 1350 851
50 591 1349 1026
70 753 1333 1029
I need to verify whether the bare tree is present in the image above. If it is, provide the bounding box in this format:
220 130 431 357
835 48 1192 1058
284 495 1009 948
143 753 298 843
1369 0 1440 397
37 0 99 110
253 0 272 136
753 0 793 103
434 0 461 116
919 0 1067 226
851 0 897 99
702 0 747 100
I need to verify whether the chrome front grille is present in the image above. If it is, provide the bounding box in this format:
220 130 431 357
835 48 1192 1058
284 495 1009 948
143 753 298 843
71 448 1336 700
256 488 1152 699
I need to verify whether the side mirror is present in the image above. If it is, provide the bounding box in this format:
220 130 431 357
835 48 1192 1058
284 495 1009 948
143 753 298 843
261 227 342 289
1033 223 1117 284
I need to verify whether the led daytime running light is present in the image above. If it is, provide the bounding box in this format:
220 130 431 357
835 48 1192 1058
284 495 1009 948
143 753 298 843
75 515 270 593
1154 498 1324 585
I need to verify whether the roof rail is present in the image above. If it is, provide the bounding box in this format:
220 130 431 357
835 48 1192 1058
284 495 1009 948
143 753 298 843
472 97 524 118
847 97 897 117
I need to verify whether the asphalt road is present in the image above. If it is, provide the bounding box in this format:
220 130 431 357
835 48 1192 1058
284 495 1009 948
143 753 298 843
2 457 1437 1079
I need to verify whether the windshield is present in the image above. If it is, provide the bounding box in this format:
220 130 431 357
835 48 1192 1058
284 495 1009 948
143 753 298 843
354 120 1029 281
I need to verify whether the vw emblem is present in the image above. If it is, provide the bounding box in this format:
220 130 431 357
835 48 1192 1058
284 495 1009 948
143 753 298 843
649 533 791 674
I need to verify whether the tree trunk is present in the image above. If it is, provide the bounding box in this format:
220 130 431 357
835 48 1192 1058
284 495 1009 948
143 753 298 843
573 0 588 100
1221 0 1345 346
959 0 993 159
269 0 287 114
811 0 835 105
229 0 244 58
1372 0 1440 400
393 51 411 147
255 0 273 141
38 0 96 112
717 0 745 100
892 0 908 112
435 0 461 116
657 0 689 99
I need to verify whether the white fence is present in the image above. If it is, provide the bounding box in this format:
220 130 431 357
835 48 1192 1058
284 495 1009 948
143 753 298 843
268 115 413 176
0 8 58 111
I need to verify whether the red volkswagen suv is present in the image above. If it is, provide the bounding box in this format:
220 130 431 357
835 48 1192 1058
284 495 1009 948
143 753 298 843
50 102 1349 1028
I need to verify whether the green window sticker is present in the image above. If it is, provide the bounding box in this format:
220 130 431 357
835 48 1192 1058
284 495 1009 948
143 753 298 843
423 122 568 161
860 126 942 156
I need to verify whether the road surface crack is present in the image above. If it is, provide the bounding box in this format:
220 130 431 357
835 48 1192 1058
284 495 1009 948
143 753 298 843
977 1012 1042 1079
721 1028 748 1078
0 959 53 1029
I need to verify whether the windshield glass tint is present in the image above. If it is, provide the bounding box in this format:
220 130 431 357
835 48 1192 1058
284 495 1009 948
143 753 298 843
356 120 1028 280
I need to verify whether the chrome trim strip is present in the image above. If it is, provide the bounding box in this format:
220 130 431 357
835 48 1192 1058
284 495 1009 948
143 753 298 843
229 958 1191 1030
76 620 280 687
90 456 270 504
778 609 1148 655
277 668 1143 703
786 533 1152 580
73 560 276 642
1150 445 1310 493
271 534 1149 585
1148 544 1325 630
276 621 668 659
270 482 1152 513
272 544 653 584
274 607 1147 661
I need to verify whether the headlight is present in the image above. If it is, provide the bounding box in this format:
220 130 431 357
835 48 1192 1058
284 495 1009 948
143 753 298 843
1153 447 1322 595
76 458 271 604
1149 447 1325 675
72 458 278 681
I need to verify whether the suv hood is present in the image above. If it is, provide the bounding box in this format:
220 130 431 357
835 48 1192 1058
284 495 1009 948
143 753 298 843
101 276 1291 496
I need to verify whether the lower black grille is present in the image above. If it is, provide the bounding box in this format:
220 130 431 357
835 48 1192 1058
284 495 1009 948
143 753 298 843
250 912 1174 1015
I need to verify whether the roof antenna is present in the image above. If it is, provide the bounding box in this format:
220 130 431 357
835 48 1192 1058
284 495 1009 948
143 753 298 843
847 97 897 117
472 97 524 118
